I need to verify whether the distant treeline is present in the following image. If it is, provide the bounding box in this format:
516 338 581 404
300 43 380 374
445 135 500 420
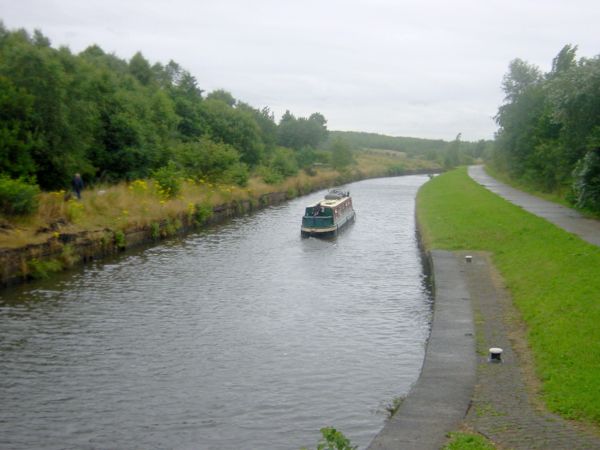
0 23 333 190
328 130 493 168
492 45 600 211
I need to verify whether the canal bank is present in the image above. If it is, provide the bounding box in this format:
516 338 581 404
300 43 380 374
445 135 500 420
0 169 441 289
0 190 288 287
368 250 600 450
367 250 476 450
374 168 600 450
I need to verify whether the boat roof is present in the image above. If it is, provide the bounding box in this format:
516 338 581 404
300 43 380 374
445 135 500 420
309 195 351 208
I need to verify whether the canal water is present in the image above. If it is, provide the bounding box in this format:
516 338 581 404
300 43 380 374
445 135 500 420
0 175 432 450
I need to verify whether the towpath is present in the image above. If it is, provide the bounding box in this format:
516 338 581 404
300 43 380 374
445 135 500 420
368 169 600 449
468 165 600 247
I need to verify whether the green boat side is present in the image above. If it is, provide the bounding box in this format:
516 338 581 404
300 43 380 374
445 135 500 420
300 190 356 238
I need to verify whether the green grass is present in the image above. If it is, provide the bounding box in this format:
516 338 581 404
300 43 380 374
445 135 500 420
443 432 496 450
417 168 600 424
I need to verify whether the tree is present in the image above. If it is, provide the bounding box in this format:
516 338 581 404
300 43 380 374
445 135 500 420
201 99 264 166
330 138 354 170
206 89 236 107
129 51 153 86
444 133 461 169
572 148 600 211
172 136 241 181
0 76 37 177
277 111 329 150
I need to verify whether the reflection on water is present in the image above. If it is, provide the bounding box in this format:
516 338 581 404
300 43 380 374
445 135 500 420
0 175 431 450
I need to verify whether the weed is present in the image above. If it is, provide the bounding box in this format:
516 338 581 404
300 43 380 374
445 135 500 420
66 199 85 223
301 427 357 450
385 396 405 418
59 244 78 268
443 432 496 449
114 230 126 249
150 222 160 240
194 203 213 225
27 258 62 279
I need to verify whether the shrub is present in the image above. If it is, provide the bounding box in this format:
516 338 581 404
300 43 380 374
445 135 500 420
194 203 213 225
27 258 62 279
66 199 85 223
114 230 126 249
152 161 182 199
223 162 249 187
572 148 600 212
257 165 283 185
172 137 241 182
270 146 298 177
0 175 40 216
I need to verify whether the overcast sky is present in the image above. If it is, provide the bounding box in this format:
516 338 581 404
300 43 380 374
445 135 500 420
2 0 599 141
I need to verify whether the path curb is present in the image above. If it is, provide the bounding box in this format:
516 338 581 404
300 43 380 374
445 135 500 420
367 250 476 449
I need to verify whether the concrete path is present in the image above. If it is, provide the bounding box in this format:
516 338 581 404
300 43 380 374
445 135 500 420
367 249 600 449
367 171 600 449
367 250 476 450
468 165 600 247
462 251 600 449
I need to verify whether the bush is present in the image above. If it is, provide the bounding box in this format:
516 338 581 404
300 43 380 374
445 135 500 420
270 146 298 177
151 161 182 199
172 137 241 183
223 162 249 187
0 175 40 216
572 148 600 211
256 165 283 185
194 202 213 225
330 138 355 170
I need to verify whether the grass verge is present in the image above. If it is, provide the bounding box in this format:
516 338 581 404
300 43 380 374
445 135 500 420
416 168 600 424
443 432 496 450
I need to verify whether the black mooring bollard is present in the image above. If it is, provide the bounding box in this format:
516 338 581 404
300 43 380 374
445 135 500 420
489 347 503 362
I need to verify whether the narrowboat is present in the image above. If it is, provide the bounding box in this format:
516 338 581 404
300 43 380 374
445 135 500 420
301 189 356 238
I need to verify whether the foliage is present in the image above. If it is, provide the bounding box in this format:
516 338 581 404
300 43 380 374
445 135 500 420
277 111 329 150
59 244 79 268
301 427 357 450
65 199 85 223
27 258 62 279
114 230 126 249
150 222 160 240
0 175 40 215
256 165 284 185
316 427 357 450
194 202 213 225
330 138 355 170
417 168 600 424
328 130 491 164
269 146 299 177
172 136 241 182
151 161 182 199
571 148 600 211
201 99 265 166
0 23 328 191
384 396 405 418
222 162 249 187
443 432 496 450
493 45 600 208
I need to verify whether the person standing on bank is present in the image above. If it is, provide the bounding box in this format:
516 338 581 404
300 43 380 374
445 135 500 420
72 173 84 200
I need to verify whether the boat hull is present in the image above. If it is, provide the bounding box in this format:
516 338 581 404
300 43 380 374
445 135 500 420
301 211 355 238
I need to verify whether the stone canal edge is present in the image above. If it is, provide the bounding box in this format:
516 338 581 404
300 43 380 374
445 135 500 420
368 250 600 449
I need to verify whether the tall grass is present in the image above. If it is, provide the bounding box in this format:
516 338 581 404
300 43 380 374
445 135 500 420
417 168 600 424
0 152 435 249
